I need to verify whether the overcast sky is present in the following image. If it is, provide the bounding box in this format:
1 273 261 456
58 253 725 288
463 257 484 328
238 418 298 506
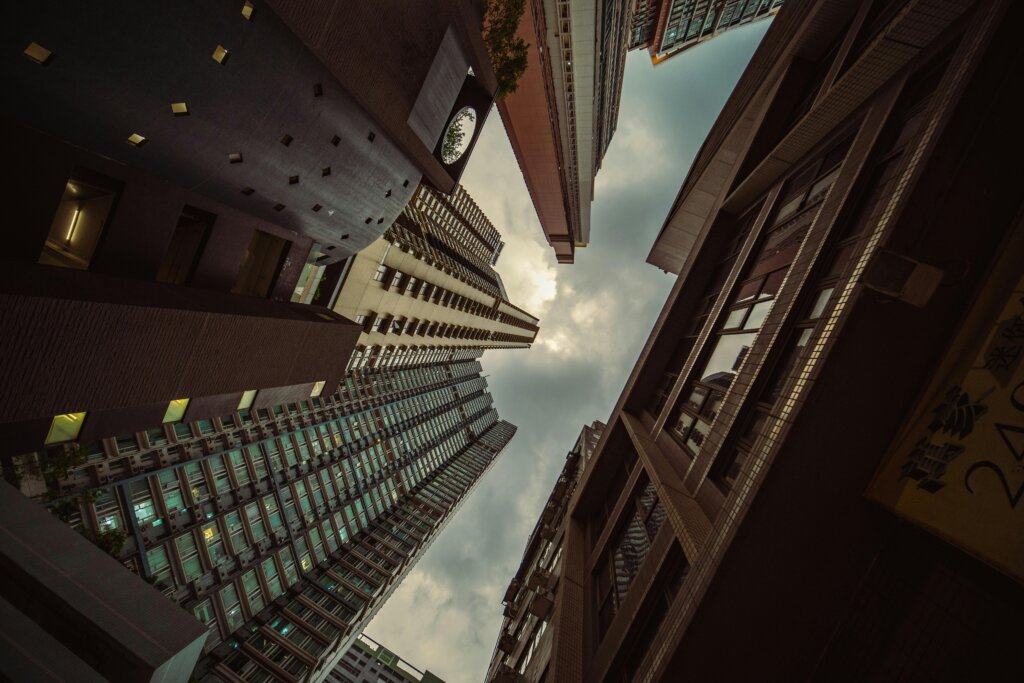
367 21 771 682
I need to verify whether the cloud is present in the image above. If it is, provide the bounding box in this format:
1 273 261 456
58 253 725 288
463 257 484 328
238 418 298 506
366 21 772 683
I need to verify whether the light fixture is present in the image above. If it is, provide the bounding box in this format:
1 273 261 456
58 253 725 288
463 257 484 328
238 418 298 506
65 206 81 247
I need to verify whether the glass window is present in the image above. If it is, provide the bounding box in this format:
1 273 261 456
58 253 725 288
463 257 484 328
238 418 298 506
225 511 247 554
245 503 267 543
185 463 211 505
241 569 264 614
44 413 87 445
162 399 189 424
38 174 120 270
262 556 284 599
175 532 203 581
129 479 156 526
146 546 173 590
203 522 227 566
219 583 244 631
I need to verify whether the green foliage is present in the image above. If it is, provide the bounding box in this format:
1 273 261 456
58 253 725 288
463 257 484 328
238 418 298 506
51 498 80 523
484 0 530 98
82 528 129 557
40 445 86 484
441 108 474 163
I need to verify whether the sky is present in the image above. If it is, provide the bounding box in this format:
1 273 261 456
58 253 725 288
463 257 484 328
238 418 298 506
367 21 772 682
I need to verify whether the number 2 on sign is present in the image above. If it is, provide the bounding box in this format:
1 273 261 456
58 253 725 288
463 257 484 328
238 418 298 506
964 380 1024 509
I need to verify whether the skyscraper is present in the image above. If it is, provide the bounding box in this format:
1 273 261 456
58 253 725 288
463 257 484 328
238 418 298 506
630 0 785 63
330 184 539 353
0 0 502 453
508 0 1024 680
3 348 516 683
326 633 445 683
497 0 631 263
485 422 604 682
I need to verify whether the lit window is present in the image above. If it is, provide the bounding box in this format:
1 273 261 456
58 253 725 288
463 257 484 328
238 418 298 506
311 381 326 397
44 412 86 444
241 1 254 19
23 42 54 66
162 398 190 423
126 133 147 147
238 390 257 411
212 45 230 64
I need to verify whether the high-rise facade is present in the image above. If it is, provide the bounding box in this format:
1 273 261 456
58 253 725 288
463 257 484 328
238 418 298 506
498 0 631 263
631 0 785 62
0 0 502 454
327 633 445 683
330 184 539 353
485 422 605 682
3 349 516 683
512 0 1024 681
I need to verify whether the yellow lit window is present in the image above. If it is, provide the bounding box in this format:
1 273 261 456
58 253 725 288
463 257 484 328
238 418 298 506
23 42 53 66
45 412 86 445
212 45 230 64
162 398 190 423
238 390 257 411
241 1 254 20
203 525 217 541
310 381 326 397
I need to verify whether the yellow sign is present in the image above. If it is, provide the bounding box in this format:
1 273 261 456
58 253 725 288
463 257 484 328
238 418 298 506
868 249 1024 582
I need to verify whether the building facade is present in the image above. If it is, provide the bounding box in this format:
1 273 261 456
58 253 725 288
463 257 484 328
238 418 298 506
329 184 539 353
498 0 630 263
0 0 507 457
522 0 1024 681
3 348 516 683
485 421 605 682
326 633 445 683
634 0 785 63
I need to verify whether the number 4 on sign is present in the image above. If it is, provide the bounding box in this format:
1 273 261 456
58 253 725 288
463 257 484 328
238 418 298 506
995 423 1024 462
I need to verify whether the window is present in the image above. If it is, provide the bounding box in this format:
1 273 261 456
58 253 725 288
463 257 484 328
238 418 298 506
373 264 388 282
609 543 689 681
232 229 291 297
175 532 203 581
237 389 257 411
156 206 214 285
38 171 121 270
593 478 667 642
670 141 850 453
44 412 86 444
219 582 244 631
162 399 189 423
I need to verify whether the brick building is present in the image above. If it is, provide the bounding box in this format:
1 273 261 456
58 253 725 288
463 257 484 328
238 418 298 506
485 422 605 682
506 0 1024 680
497 0 631 263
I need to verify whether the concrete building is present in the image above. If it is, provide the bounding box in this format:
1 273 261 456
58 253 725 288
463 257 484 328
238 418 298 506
326 633 445 683
632 0 785 63
498 0 631 263
507 0 1024 680
485 422 605 682
1 0 502 457
329 184 540 353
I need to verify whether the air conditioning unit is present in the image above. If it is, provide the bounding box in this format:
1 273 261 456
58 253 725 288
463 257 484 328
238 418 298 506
502 579 521 604
527 567 552 592
861 250 944 307
497 631 517 654
528 590 554 619
491 664 525 683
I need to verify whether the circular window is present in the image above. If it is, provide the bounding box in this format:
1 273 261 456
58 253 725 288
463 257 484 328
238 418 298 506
440 107 477 164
